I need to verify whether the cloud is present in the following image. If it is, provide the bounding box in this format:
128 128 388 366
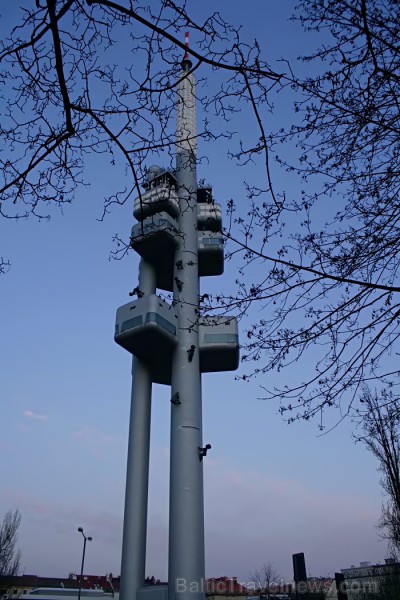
0 488 124 577
0 449 383 582
17 423 30 431
202 459 382 580
0 488 122 545
145 448 383 581
0 440 14 450
72 425 115 443
24 410 48 421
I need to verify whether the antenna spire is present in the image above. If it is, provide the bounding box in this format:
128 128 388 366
181 31 192 70
184 31 189 60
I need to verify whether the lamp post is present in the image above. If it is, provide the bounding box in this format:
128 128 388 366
77 527 92 600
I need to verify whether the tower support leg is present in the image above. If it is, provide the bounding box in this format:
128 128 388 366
120 260 156 600
168 148 205 600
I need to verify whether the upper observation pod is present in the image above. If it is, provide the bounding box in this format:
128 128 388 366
197 184 222 232
134 170 222 231
133 167 179 221
176 32 196 156
131 173 224 290
130 212 179 291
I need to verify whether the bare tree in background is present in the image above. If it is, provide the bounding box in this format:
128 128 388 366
1 1 400 425
355 388 400 554
216 0 400 425
0 509 21 576
250 562 281 599
0 0 280 221
0 259 10 275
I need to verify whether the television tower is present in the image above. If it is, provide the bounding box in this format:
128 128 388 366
115 32 239 600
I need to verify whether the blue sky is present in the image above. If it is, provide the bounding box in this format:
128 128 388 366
0 0 388 583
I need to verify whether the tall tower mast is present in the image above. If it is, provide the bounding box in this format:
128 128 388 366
168 32 205 600
115 31 239 600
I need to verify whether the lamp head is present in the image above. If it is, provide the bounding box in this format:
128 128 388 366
78 527 83 533
88 537 93 541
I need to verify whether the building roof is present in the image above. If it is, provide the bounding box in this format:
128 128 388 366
0 575 119 593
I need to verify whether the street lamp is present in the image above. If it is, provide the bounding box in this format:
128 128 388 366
77 527 92 600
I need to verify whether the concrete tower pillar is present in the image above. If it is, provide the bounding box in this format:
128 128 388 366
168 43 205 600
120 259 156 600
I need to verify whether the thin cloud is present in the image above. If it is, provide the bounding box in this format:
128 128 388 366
23 410 48 421
17 423 30 431
72 425 123 459
72 425 117 445
144 448 383 580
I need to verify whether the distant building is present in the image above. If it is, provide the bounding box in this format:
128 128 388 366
206 577 247 595
306 577 334 594
341 559 400 599
0 575 250 600
0 575 119 599
206 577 247 600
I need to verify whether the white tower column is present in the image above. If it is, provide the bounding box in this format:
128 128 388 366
168 41 205 600
120 259 156 600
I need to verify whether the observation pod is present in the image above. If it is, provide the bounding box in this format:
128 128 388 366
115 295 178 384
134 174 222 232
197 202 222 232
197 185 222 233
198 231 224 276
133 167 179 221
197 186 213 204
199 316 239 372
130 213 179 292
115 305 239 385
131 221 224 291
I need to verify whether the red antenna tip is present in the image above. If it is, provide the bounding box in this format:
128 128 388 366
184 31 189 60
